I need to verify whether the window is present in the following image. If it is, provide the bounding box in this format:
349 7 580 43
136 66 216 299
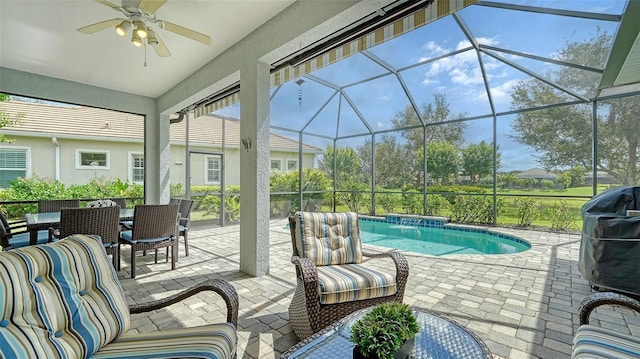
130 153 144 183
206 155 221 184
287 159 298 172
76 150 109 169
0 148 28 188
271 159 282 172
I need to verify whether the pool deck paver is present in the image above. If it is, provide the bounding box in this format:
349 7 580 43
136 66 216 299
116 217 639 359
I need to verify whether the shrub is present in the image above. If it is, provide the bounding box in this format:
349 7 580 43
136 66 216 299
513 197 540 227
547 200 574 231
425 194 449 216
450 195 503 224
337 180 368 212
376 191 401 214
198 187 241 222
350 303 419 359
400 188 422 214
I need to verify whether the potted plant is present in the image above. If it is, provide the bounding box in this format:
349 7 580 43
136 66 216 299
350 302 420 359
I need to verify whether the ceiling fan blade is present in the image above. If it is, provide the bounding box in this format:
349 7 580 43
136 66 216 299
159 20 211 45
150 32 171 57
94 0 120 9
138 0 166 14
77 19 122 34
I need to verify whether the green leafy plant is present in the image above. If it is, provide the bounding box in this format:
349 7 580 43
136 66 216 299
513 197 540 227
547 200 575 231
350 303 419 359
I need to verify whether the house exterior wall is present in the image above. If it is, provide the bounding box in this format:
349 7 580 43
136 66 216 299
1 134 316 188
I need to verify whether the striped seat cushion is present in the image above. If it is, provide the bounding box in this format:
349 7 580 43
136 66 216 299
90 324 237 359
0 234 130 358
317 264 397 305
293 211 363 266
572 325 640 358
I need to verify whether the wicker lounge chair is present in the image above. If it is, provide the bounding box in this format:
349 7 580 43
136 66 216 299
572 292 640 358
288 211 409 339
0 234 238 358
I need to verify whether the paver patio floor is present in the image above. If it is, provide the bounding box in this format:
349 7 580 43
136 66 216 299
116 218 640 359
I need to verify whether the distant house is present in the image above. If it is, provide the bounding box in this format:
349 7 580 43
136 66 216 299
0 100 321 188
516 168 558 180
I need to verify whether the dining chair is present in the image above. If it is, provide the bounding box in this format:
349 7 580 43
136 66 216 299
38 199 80 213
178 198 195 256
0 211 49 250
50 206 121 268
119 204 180 278
109 198 127 208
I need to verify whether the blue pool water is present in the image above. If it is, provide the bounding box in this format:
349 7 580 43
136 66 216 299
359 217 530 256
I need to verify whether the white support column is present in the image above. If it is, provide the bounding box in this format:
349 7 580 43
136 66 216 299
145 113 171 204
239 60 270 277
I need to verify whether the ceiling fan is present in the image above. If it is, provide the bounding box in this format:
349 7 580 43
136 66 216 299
77 0 211 57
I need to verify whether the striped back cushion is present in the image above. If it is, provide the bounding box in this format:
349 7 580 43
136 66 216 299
293 211 363 266
0 234 130 358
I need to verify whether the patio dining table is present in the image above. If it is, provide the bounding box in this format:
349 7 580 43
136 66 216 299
25 208 134 245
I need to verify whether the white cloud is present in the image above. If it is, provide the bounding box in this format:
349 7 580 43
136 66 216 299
378 95 390 101
488 79 522 104
377 121 385 129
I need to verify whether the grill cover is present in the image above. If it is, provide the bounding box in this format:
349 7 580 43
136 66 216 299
579 186 640 295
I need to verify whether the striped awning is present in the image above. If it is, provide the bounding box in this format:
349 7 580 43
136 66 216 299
195 0 479 117
194 92 240 118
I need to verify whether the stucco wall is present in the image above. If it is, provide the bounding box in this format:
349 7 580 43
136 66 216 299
2 135 316 188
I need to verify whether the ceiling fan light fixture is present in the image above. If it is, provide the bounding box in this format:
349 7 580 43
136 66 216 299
115 21 131 37
147 29 158 45
131 32 143 47
134 21 148 38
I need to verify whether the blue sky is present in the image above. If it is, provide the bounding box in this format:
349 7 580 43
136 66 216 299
215 0 626 172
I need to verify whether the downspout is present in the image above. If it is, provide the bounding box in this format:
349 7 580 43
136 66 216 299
52 136 60 181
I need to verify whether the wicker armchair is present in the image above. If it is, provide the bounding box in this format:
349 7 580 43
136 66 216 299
573 292 640 358
119 204 179 278
288 211 409 339
0 234 238 358
50 206 121 268
37 199 80 212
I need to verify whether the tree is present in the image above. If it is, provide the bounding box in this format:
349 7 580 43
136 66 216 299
0 93 23 143
318 145 362 188
510 30 639 185
426 141 459 185
358 134 413 188
461 141 500 183
565 165 585 188
383 93 467 186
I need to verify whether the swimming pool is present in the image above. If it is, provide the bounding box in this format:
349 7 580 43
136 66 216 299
359 216 530 256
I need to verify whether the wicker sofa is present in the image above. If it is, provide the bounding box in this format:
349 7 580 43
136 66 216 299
288 211 409 339
0 234 238 358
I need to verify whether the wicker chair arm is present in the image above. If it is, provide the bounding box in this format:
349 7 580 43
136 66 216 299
578 291 640 325
129 279 239 326
291 255 321 304
291 256 319 283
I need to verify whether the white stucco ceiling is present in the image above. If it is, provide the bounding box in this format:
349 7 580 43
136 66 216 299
0 0 296 98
